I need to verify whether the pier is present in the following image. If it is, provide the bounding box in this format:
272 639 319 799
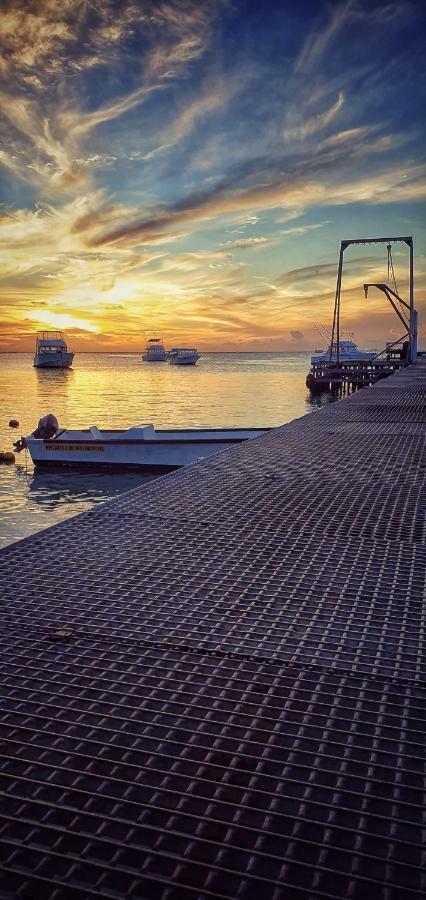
0 358 425 899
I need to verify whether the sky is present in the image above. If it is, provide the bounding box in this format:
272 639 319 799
0 0 425 352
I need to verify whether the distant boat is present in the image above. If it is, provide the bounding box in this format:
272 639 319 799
33 332 74 368
21 424 268 471
169 347 200 366
142 336 168 361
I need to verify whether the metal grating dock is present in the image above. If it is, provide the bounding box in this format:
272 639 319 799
0 359 425 899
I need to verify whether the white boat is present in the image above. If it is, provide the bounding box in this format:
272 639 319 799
142 337 168 361
23 424 268 470
33 331 74 368
169 347 200 365
310 338 374 365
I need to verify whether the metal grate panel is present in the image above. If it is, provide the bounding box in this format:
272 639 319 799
0 522 424 680
1 360 425 898
0 638 424 899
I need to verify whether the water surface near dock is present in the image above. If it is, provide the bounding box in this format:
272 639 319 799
0 351 335 547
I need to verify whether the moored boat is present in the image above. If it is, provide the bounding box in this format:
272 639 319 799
18 423 268 470
33 331 74 368
169 347 200 365
306 337 376 389
310 338 374 366
142 336 168 361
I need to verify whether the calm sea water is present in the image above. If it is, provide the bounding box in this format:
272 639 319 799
0 352 334 548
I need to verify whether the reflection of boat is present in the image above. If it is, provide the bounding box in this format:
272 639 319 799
33 331 74 368
24 424 268 471
169 347 200 366
142 337 168 361
310 338 374 365
28 469 154 504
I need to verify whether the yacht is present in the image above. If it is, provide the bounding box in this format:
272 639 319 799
310 338 374 365
169 347 200 366
142 337 168 361
33 332 74 368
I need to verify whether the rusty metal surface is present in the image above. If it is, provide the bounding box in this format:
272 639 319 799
0 359 425 899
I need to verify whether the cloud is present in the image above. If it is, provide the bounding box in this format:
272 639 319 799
294 1 355 74
280 222 331 236
83 148 426 249
220 236 275 250
0 1 229 193
141 77 239 160
0 0 219 82
284 92 345 142
0 0 424 352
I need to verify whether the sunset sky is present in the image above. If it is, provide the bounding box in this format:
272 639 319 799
0 0 425 352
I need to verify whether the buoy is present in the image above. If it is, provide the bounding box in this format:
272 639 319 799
3 451 15 463
9 419 19 428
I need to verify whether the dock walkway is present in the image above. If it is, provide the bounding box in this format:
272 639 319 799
0 359 425 899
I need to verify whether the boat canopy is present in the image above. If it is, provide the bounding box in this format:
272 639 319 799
36 331 68 347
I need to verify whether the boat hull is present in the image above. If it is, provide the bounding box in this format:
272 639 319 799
34 352 74 368
26 428 267 470
169 358 198 365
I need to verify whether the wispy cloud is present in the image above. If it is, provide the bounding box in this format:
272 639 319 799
283 92 345 142
220 236 275 250
0 0 229 193
294 1 354 74
83 154 426 249
141 78 239 160
280 222 331 236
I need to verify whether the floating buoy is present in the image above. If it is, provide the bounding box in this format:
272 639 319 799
3 451 15 463
9 419 19 428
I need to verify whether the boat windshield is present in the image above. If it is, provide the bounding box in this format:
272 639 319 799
172 348 197 353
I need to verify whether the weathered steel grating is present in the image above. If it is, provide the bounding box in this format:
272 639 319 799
0 360 425 899
0 525 424 680
0 638 424 899
48 475 425 544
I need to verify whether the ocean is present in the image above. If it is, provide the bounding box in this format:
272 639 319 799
0 351 335 548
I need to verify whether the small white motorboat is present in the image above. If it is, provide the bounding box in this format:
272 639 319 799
33 331 74 368
20 423 268 470
142 336 168 361
169 347 200 365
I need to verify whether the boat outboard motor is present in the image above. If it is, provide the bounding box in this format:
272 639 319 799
14 413 58 453
33 413 58 440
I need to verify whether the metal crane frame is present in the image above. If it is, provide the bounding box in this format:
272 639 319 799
329 236 416 365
